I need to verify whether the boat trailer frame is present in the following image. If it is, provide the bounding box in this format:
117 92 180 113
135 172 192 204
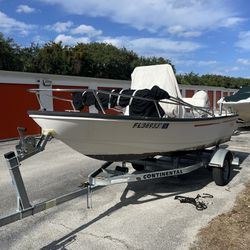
85 156 205 208
0 130 239 227
85 149 239 208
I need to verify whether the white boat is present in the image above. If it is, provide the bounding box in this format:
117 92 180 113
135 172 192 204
28 64 238 161
28 110 237 161
218 86 250 123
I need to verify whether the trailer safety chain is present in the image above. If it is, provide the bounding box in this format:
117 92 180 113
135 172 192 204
174 193 213 211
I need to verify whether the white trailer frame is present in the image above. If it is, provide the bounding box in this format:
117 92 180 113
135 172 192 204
0 130 239 227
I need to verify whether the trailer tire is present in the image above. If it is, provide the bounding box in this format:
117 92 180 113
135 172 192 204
212 156 231 186
132 163 145 171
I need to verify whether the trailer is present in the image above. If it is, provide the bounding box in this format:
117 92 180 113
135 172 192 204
0 128 239 227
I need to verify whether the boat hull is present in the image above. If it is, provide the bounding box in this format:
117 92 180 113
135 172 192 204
29 111 238 161
222 102 250 122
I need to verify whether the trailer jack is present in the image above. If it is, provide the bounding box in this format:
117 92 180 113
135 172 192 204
0 128 86 227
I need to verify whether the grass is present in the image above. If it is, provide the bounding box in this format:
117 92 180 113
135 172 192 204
191 182 250 250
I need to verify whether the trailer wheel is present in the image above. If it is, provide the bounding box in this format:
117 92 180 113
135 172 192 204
212 156 231 186
132 163 145 171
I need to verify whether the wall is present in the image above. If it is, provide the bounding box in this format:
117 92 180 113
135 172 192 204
0 83 40 140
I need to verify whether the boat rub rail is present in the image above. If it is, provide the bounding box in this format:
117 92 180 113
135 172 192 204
28 110 238 122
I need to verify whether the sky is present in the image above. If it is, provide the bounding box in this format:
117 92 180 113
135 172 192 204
1 0 250 78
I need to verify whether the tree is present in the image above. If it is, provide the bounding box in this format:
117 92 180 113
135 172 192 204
135 56 175 73
0 33 22 71
176 72 249 89
71 43 138 79
34 41 71 74
1 33 249 88
19 43 40 72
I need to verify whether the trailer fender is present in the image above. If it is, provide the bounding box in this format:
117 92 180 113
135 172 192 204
209 148 233 168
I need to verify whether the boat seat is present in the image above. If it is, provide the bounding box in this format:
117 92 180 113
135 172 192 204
183 90 210 108
130 64 185 118
183 91 210 117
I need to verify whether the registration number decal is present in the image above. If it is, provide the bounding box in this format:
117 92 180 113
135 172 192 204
132 122 169 129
